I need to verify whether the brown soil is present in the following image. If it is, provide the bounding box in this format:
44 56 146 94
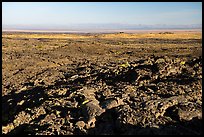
2 32 202 135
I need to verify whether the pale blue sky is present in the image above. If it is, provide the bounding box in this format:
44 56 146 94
2 2 202 26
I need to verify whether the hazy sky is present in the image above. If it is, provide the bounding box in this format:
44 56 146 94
2 2 202 26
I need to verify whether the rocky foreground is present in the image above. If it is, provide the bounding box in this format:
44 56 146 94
2 55 202 135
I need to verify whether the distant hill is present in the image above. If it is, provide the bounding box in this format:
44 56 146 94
2 24 202 32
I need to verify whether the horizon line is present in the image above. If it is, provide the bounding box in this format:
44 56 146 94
2 28 202 34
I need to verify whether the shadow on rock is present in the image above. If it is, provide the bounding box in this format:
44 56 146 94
85 111 202 135
2 86 48 126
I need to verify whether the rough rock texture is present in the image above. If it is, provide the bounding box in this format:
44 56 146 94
2 32 202 135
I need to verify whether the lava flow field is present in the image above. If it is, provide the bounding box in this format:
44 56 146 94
2 31 202 135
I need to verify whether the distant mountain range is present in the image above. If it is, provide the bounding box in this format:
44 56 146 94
2 24 202 31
